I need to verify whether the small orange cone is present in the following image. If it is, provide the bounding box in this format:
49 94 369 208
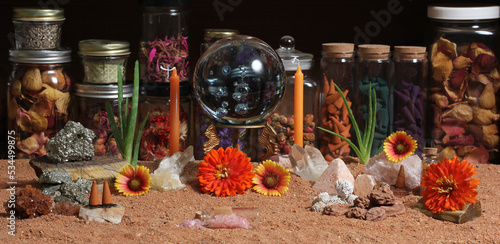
102 181 113 205
396 165 405 188
89 181 100 206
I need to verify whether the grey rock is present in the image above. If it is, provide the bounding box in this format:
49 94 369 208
41 184 62 196
60 178 92 205
39 171 72 184
54 195 75 204
46 121 96 163
74 178 92 194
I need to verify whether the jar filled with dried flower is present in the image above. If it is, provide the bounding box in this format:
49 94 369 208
78 39 130 84
12 8 64 50
393 46 428 156
427 4 500 164
320 43 355 161
73 83 133 157
355 44 393 156
8 49 72 158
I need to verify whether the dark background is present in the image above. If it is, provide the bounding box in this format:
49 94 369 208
0 0 498 157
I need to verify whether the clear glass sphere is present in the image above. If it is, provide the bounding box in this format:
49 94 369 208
194 35 286 125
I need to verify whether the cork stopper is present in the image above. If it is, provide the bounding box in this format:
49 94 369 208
89 181 100 206
396 165 406 188
102 181 113 205
394 46 427 60
212 206 233 215
322 43 355 58
423 147 438 155
358 44 391 61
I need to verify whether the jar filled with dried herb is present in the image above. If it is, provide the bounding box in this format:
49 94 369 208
393 46 428 156
73 83 133 157
355 44 393 156
272 35 317 155
8 48 72 158
320 43 355 161
13 8 64 50
138 95 190 160
78 39 130 84
427 4 500 164
139 0 190 97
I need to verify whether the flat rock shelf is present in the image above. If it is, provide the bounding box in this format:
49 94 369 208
1 159 499 243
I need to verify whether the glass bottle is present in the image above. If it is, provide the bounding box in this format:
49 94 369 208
139 0 190 97
273 35 317 155
421 147 438 195
197 207 260 229
427 4 500 163
138 95 190 160
12 8 65 50
201 29 239 54
320 43 355 161
393 46 428 156
78 39 130 84
355 44 393 156
73 83 133 157
8 48 72 158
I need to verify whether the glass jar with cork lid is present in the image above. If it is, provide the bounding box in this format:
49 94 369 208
393 46 428 156
78 39 131 85
355 44 393 156
427 4 500 163
12 8 65 50
320 43 355 161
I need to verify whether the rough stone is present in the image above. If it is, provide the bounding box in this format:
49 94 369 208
379 201 405 216
366 153 422 189
366 207 386 221
46 121 96 163
354 197 371 209
41 184 62 197
39 171 72 184
323 204 352 216
79 205 125 224
312 201 327 212
312 192 331 205
335 179 354 199
59 178 92 205
345 207 367 219
151 171 186 192
354 174 377 198
290 145 329 181
346 194 358 205
278 155 292 169
413 199 481 224
312 158 355 195
54 196 74 204
369 186 396 206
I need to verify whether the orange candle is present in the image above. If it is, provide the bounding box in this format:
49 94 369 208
169 68 180 155
294 65 304 147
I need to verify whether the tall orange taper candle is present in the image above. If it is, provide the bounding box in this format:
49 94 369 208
294 65 304 147
169 68 180 155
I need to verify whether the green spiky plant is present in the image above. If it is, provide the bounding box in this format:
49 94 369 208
106 61 149 167
318 83 380 165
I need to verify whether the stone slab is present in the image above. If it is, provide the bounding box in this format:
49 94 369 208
413 199 481 224
30 156 129 183
79 205 125 224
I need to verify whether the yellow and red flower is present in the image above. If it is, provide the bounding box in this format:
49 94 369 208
252 160 290 196
383 131 418 162
421 157 480 213
197 147 255 197
115 164 151 196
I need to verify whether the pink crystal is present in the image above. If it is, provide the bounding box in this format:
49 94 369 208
206 214 252 229
177 219 206 228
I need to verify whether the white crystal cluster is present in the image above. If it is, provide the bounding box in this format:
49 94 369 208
290 145 329 181
366 153 422 189
311 179 358 212
150 146 194 192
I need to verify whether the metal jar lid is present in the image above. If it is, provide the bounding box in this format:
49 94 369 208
204 29 240 40
75 83 133 99
13 8 65 21
78 39 131 56
9 48 71 64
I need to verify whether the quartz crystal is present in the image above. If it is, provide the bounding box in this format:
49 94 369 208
366 153 422 189
289 145 328 181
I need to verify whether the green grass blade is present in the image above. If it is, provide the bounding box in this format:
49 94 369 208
123 61 141 163
317 126 362 160
363 83 374 150
332 83 362 147
366 88 377 156
106 101 124 156
117 66 124 138
132 112 149 167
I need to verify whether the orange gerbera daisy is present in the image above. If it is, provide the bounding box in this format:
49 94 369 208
252 160 290 196
421 157 480 214
115 165 151 196
383 131 417 162
197 147 255 197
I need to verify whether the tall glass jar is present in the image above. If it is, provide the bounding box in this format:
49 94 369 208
139 0 190 97
74 83 133 157
12 8 64 50
78 39 130 85
8 49 72 158
138 95 190 160
201 29 239 54
427 4 500 164
320 43 355 161
273 35 317 155
355 44 393 156
393 46 428 156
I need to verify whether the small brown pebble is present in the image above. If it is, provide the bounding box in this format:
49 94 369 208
323 204 351 216
345 207 367 220
365 207 386 221
353 197 370 209
369 186 396 206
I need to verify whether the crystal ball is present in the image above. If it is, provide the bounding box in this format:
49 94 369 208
194 35 286 125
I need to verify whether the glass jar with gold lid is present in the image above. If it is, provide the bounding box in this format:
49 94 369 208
12 8 65 50
78 39 130 84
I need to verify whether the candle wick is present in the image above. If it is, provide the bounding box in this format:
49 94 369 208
160 65 176 79
291 57 300 66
